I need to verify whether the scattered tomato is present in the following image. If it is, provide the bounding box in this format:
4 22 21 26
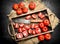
28 29 32 34
39 22 44 28
13 3 18 10
16 33 23 39
29 2 36 10
32 14 37 19
32 30 36 35
14 23 19 29
25 15 31 20
34 24 39 29
18 27 22 33
16 8 22 15
44 33 51 40
22 27 26 31
31 24 35 29
38 35 44 41
19 23 24 28
24 25 30 30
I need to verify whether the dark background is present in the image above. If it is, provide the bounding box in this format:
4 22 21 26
0 0 60 44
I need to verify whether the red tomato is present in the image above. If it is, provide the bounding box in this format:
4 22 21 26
25 15 31 20
38 35 44 41
35 28 41 34
16 33 23 39
44 33 51 40
19 23 24 28
39 22 44 28
13 3 18 10
22 30 28 37
14 23 19 29
22 7 28 13
22 27 26 31
42 26 48 32
31 24 36 29
28 29 32 34
32 14 37 19
29 2 36 10
18 2 25 8
18 27 22 33
38 12 45 19
16 8 22 15
43 19 50 26
32 30 36 35
24 25 30 30
34 24 39 29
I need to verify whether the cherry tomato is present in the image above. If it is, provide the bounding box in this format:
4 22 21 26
22 30 28 37
22 27 26 31
35 28 41 34
42 26 48 32
29 2 36 10
18 2 25 8
18 27 22 33
38 12 45 19
16 33 23 39
39 22 44 28
16 8 22 15
22 7 28 13
32 14 37 19
44 33 51 40
13 3 18 10
25 15 31 20
34 24 39 29
24 25 30 30
28 29 32 34
19 23 24 28
31 24 35 29
43 19 50 26
38 35 44 41
32 30 36 35
14 23 19 29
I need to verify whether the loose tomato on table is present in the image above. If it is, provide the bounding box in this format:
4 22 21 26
38 12 45 19
42 26 48 32
22 30 28 37
39 22 44 28
35 28 41 34
16 33 23 39
13 3 18 10
16 8 22 15
31 24 35 29
25 15 31 20
24 25 30 30
22 27 26 31
44 33 51 40
43 19 50 26
38 35 44 41
32 14 37 19
14 23 19 29
32 30 36 35
34 24 39 29
18 2 25 8
29 2 36 10
18 27 22 33
19 23 24 28
28 29 32 34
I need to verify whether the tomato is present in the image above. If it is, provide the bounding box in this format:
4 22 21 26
25 15 31 20
22 7 28 13
28 29 32 34
31 24 35 29
42 26 48 32
29 2 36 10
22 27 26 31
16 33 23 39
13 3 18 10
35 28 41 34
16 8 22 15
34 24 39 29
18 2 25 8
39 22 44 28
38 12 45 19
32 14 37 19
38 35 44 41
24 25 30 30
19 23 24 28
44 33 51 40
18 27 22 33
43 19 50 26
32 30 36 35
22 30 28 37
14 23 19 29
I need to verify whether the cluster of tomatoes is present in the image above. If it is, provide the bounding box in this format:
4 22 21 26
13 2 36 15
